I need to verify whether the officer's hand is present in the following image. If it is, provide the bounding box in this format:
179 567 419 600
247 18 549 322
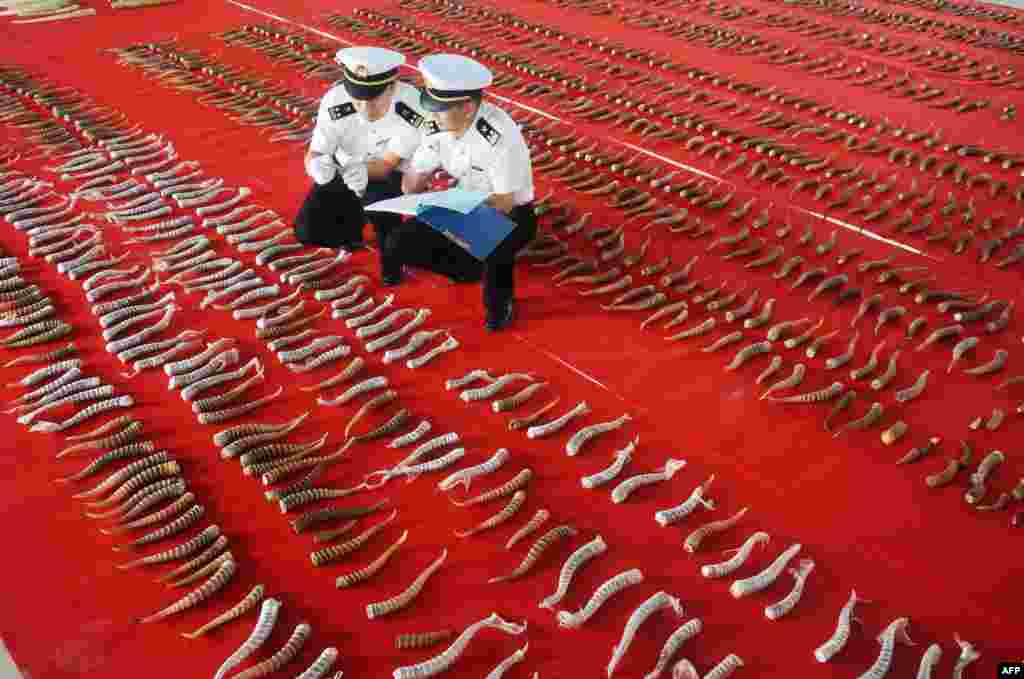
305 154 337 185
410 143 441 175
342 162 369 196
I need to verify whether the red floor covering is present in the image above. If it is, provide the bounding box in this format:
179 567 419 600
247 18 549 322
1 0 1022 677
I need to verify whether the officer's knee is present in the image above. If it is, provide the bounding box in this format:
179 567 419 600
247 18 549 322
293 221 322 247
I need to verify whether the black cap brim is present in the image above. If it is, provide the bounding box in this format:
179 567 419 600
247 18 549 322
419 89 460 112
343 79 389 101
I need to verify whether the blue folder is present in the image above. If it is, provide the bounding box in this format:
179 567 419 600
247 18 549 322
414 203 516 261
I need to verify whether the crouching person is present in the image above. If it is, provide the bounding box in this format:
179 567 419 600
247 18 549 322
387 54 536 332
294 46 428 275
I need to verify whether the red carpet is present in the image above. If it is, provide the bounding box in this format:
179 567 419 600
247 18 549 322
0 0 1021 677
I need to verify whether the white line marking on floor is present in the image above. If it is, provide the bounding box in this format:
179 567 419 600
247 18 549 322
225 0 355 45
806 209 936 259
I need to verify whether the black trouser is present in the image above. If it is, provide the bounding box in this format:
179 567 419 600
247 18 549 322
385 203 537 313
293 171 404 265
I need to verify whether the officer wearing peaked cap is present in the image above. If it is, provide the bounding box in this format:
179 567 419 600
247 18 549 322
294 46 429 270
391 54 537 332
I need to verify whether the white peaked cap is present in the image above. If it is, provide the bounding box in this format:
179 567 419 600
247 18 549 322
334 46 406 77
418 54 494 91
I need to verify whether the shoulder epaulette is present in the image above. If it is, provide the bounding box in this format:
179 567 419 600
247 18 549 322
328 102 356 121
475 117 502 146
395 101 425 128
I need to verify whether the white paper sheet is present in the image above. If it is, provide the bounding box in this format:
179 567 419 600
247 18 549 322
365 189 489 216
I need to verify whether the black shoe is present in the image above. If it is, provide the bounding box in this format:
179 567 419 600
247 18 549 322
452 271 483 284
382 271 403 287
485 300 515 332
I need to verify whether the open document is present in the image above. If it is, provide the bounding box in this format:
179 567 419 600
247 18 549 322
366 189 516 260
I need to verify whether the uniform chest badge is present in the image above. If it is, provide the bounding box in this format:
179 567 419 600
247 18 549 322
475 118 501 146
328 102 356 121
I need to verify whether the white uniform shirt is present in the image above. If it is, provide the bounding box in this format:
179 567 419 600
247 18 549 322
309 81 427 171
410 101 535 206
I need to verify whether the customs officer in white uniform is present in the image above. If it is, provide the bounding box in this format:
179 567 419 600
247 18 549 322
393 54 537 331
295 47 428 272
